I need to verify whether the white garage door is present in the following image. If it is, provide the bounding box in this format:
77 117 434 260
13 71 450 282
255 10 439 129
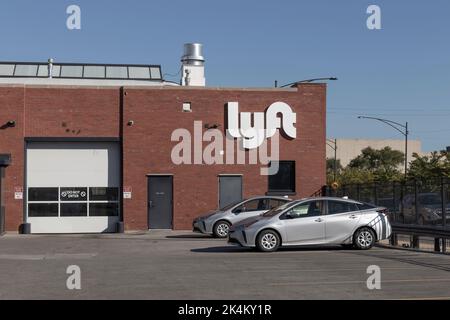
26 141 120 234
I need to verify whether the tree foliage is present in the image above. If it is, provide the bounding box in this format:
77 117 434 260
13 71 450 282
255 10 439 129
328 146 405 185
408 151 450 180
327 145 450 187
326 158 343 184
348 147 404 172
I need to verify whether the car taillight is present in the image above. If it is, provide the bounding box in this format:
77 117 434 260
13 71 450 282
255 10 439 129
377 208 391 221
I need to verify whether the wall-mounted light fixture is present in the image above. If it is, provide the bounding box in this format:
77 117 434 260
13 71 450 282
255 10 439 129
0 120 16 129
127 120 134 126
204 123 220 130
182 102 192 112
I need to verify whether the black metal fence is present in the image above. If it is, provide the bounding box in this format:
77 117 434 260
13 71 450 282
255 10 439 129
323 177 449 227
320 177 450 253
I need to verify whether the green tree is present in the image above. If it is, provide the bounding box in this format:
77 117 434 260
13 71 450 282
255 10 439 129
408 151 450 180
326 158 343 183
347 146 404 182
336 167 375 185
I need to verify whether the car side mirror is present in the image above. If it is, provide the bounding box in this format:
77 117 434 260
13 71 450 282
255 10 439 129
285 212 294 219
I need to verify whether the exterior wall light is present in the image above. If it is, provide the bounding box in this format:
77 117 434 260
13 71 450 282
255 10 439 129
1 121 16 129
182 102 192 112
204 124 220 130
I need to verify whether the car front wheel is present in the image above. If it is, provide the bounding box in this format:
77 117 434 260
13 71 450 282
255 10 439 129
353 227 376 250
256 230 280 252
213 221 230 238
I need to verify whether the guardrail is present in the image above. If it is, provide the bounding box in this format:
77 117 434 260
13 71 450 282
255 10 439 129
389 223 449 253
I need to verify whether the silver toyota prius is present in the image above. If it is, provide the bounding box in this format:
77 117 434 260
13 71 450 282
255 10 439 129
228 197 392 252
192 196 292 238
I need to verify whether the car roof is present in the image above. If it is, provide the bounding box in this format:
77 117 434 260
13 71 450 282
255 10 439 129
247 196 292 201
295 197 363 204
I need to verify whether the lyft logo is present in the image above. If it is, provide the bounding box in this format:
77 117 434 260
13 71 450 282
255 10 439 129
226 101 297 149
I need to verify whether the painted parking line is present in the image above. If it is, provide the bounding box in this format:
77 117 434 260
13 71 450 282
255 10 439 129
269 278 450 286
0 253 97 260
243 266 425 273
396 296 450 300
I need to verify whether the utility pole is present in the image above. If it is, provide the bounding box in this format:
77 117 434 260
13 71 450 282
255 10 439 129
326 139 338 182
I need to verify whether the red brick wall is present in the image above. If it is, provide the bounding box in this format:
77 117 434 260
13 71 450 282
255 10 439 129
122 85 326 230
0 84 325 232
0 86 120 232
0 86 25 232
24 87 120 137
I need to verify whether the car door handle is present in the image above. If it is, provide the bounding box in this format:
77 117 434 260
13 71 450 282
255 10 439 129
315 218 323 223
349 215 358 219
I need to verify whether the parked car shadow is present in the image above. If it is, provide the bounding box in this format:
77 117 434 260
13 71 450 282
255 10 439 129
166 234 215 240
191 246 253 253
191 245 349 253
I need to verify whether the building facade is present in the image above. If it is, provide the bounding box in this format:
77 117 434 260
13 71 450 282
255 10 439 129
0 58 326 234
326 138 423 168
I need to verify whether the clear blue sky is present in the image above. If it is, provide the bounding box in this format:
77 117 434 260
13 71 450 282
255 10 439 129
0 0 449 152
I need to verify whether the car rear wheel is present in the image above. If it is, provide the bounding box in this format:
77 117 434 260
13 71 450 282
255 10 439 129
213 221 230 238
353 227 375 250
256 230 280 252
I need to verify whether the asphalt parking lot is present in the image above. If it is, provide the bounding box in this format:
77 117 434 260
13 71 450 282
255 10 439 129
0 231 449 300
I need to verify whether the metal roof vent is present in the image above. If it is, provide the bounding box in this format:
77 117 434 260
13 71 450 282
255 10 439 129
181 43 205 66
181 43 205 86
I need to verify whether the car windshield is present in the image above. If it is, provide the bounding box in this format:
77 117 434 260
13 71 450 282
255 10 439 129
419 194 441 205
220 199 247 211
263 201 297 217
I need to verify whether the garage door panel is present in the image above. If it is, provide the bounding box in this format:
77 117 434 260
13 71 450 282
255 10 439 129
28 217 117 234
27 142 120 187
26 142 120 234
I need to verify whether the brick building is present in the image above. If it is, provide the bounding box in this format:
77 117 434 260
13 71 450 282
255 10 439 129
0 45 326 234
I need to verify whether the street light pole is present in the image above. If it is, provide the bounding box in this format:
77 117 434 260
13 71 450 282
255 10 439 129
357 116 409 177
405 122 408 177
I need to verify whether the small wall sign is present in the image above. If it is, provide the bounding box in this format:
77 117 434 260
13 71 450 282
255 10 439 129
60 188 88 201
14 186 23 200
123 186 132 199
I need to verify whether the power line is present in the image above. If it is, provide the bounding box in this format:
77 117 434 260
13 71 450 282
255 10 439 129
329 107 450 112
328 112 450 117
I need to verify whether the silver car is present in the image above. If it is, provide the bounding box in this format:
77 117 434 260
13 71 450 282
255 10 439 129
193 196 292 238
228 197 392 252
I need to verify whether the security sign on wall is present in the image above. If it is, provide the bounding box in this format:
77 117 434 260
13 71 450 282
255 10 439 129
60 188 88 201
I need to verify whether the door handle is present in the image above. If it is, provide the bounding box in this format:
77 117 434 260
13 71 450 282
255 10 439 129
349 214 357 219
148 201 153 208
315 218 323 223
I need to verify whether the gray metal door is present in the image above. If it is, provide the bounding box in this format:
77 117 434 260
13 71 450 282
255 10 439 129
148 176 173 229
219 175 242 209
